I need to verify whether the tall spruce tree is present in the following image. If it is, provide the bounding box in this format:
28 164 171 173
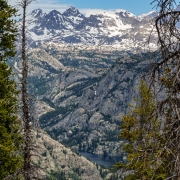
0 62 23 179
0 0 23 179
0 0 18 58
115 80 167 179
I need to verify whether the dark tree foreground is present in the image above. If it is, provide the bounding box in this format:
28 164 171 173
151 0 180 179
0 0 23 179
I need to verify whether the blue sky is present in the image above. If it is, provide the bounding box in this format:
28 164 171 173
9 0 180 17
53 0 154 15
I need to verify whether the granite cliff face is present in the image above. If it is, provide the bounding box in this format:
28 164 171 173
38 52 147 157
11 42 150 158
33 130 108 179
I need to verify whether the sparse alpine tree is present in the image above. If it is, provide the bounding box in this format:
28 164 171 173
115 80 167 179
150 0 180 178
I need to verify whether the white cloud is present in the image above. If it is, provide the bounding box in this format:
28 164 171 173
79 8 117 17
8 0 72 15
7 0 133 18
80 8 137 17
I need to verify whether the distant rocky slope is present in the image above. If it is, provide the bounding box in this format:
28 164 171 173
11 42 152 159
33 129 108 180
17 6 157 50
12 6 159 166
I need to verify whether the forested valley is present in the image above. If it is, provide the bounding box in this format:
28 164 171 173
1 0 180 179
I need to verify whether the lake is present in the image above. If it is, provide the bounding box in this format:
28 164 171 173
78 151 122 168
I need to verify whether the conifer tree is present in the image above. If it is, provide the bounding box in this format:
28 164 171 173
0 62 23 179
0 0 18 59
115 80 167 179
0 0 23 179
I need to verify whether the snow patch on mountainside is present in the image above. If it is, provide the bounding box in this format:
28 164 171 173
29 28 53 40
18 7 158 50
138 11 158 20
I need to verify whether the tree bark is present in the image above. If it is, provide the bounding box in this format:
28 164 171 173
21 0 31 179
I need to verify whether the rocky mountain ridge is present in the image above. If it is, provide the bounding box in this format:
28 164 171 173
37 51 148 157
11 41 152 159
18 7 158 50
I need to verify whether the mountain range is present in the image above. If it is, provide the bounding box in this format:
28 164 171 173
20 7 158 50
11 7 160 177
11 41 153 160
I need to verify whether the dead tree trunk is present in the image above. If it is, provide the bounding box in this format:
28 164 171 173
22 1 31 179
19 0 34 179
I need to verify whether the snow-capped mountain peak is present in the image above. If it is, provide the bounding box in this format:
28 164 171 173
42 10 70 30
63 6 85 20
115 9 136 18
47 10 62 17
20 6 157 50
138 10 158 20
30 8 44 18
62 6 85 25
63 6 84 17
